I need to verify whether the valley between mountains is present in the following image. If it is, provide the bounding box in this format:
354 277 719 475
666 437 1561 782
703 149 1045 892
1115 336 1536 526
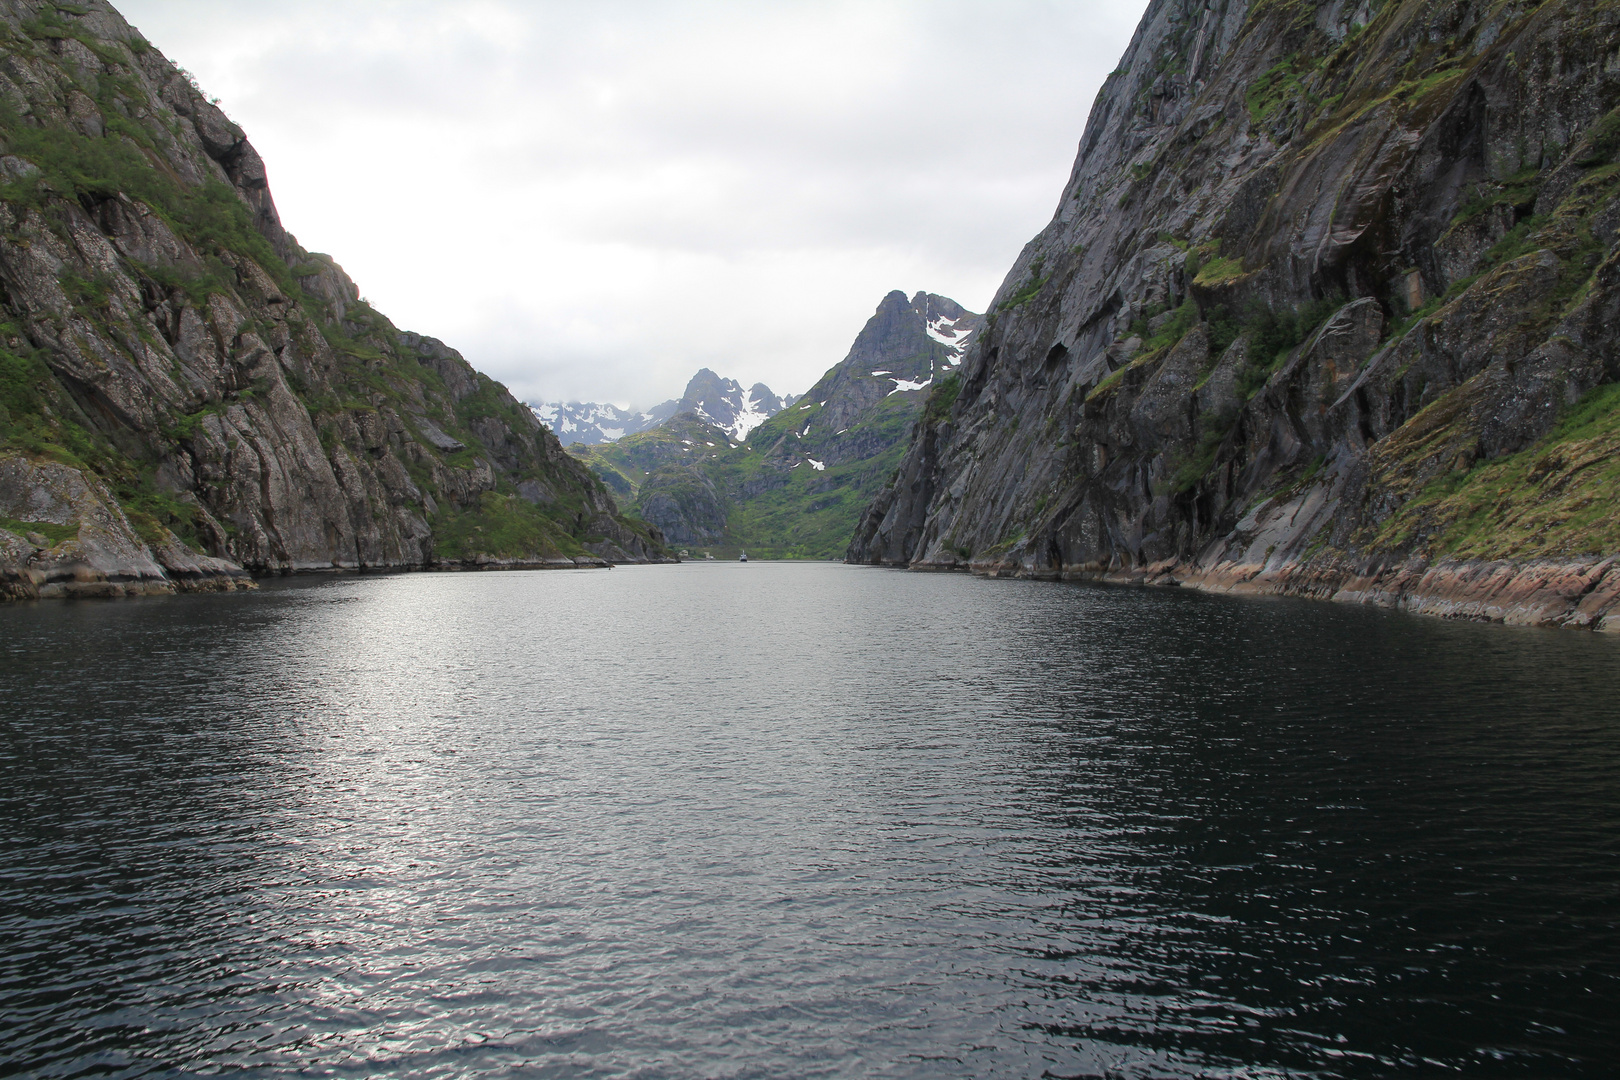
566 292 978 558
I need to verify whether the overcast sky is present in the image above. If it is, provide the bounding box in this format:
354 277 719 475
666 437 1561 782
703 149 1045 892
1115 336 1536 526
115 1 1148 408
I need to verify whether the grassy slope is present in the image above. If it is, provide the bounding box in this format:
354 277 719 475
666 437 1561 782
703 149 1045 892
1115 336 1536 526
713 398 915 558
1360 122 1620 563
1389 383 1620 561
569 415 736 499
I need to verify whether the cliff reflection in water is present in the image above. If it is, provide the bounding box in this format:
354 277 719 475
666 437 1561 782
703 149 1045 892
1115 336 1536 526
2 562 1617 1078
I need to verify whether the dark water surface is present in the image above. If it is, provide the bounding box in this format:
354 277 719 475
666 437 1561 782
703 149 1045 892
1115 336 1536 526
2 563 1617 1078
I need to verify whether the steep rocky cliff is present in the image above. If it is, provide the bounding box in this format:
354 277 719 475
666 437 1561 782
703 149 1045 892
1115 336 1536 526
0 0 669 599
580 290 979 556
851 0 1620 630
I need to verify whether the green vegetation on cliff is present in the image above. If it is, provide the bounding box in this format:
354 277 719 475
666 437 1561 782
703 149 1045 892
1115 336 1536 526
573 399 918 559
1383 382 1620 560
0 3 668 584
848 0 1620 631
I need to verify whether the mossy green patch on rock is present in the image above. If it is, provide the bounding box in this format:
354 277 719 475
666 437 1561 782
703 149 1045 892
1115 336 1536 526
923 374 962 424
0 515 75 544
431 490 582 562
1192 254 1248 286
1392 384 1620 560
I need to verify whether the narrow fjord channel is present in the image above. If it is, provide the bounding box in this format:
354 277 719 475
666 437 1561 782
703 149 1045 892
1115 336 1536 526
2 562 1618 1078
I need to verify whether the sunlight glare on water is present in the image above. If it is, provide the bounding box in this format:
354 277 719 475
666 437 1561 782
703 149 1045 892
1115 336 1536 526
2 562 1618 1078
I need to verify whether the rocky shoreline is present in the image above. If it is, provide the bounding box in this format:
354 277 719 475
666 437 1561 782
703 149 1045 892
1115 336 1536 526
0 546 652 603
0 452 668 603
912 552 1620 633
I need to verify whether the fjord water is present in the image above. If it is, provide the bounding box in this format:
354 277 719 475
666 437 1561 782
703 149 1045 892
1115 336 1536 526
2 564 1617 1079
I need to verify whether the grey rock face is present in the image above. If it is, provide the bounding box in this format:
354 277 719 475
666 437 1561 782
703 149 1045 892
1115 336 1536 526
0 0 670 600
0 455 249 598
848 0 1620 629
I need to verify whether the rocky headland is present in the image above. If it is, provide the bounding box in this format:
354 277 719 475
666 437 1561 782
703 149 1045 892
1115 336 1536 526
849 0 1620 631
0 0 672 601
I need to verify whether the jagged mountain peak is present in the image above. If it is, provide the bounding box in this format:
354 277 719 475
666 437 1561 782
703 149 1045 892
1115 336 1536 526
672 369 787 441
773 289 982 450
534 369 792 447
846 291 979 380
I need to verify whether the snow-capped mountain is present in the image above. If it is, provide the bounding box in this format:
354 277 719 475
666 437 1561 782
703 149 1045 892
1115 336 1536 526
576 290 981 555
529 401 676 446
534 370 794 446
670 369 795 442
776 290 983 458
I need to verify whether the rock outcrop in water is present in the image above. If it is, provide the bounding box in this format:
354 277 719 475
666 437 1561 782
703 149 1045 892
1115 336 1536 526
850 0 1620 630
577 290 979 556
0 1 671 600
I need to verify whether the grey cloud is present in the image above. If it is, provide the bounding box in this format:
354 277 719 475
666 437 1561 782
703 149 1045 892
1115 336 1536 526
116 0 1146 407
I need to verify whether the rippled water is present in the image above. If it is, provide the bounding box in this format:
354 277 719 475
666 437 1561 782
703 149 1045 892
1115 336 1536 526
2 562 1618 1078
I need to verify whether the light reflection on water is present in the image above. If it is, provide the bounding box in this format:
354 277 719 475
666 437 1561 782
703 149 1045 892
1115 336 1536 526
2 562 1618 1078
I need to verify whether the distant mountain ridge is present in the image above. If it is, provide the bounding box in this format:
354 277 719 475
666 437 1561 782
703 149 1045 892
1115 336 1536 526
530 401 670 447
570 290 981 555
533 370 794 447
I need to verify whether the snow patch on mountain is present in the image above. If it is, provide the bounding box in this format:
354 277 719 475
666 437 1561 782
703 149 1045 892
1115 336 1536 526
927 314 974 351
536 370 794 447
926 314 976 371
529 400 669 446
671 370 793 441
709 387 771 440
